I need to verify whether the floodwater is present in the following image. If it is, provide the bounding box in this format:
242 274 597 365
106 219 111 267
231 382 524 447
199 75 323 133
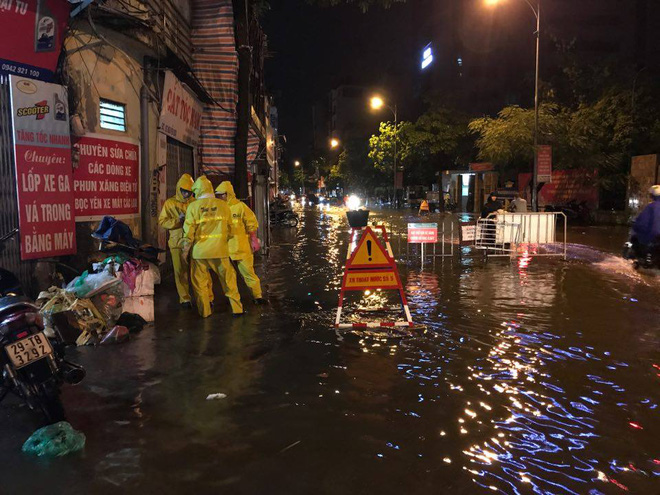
1 206 659 494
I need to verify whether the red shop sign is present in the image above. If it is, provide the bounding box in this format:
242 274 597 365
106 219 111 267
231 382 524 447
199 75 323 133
0 0 70 82
10 76 76 260
72 134 140 221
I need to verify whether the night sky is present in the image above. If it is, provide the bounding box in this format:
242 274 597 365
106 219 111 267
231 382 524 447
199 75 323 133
263 0 427 169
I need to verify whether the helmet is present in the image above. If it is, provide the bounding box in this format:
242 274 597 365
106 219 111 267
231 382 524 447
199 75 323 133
650 185 660 197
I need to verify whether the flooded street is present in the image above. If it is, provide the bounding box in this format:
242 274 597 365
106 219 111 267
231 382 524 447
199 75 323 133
1 206 659 494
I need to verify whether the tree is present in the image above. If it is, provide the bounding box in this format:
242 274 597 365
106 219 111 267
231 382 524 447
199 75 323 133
468 103 570 178
368 121 412 175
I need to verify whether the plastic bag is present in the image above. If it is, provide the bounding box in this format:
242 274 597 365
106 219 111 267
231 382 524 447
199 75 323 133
91 281 124 328
100 325 130 345
66 269 121 298
22 421 86 457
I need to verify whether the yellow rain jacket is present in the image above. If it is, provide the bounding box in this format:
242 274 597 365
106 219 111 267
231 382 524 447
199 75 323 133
158 173 194 249
184 176 232 259
215 181 259 261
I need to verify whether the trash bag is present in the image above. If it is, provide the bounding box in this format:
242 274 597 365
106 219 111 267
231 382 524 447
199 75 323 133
22 421 86 458
66 270 121 299
100 325 130 345
116 312 147 334
90 281 124 328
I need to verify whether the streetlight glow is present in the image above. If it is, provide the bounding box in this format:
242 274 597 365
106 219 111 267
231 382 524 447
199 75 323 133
370 96 384 110
294 160 301 167
330 138 340 148
484 0 503 5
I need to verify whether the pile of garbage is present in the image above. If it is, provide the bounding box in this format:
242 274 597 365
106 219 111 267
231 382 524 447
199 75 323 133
37 217 162 346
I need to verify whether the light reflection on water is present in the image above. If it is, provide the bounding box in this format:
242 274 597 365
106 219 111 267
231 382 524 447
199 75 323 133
301 207 660 494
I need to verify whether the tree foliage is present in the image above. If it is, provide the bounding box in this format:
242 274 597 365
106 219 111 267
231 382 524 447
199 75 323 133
368 108 474 186
368 121 412 175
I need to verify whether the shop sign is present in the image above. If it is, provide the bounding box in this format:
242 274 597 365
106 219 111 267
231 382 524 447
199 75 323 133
469 162 494 172
159 71 203 147
9 75 76 260
72 134 140 221
408 223 438 243
0 0 70 81
536 145 552 183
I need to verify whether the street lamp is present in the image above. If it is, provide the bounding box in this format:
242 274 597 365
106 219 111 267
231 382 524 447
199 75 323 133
294 161 305 195
330 138 340 149
486 0 541 211
370 95 399 207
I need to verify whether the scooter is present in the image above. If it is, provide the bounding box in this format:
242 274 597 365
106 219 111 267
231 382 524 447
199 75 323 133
270 204 299 227
0 229 85 424
623 232 660 271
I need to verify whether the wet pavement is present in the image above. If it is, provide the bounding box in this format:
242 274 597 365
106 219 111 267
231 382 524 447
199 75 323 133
1 206 659 494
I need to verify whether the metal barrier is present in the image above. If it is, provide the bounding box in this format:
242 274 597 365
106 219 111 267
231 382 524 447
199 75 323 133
475 212 567 259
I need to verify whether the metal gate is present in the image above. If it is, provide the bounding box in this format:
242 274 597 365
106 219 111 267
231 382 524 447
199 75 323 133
162 138 195 279
166 137 195 197
0 75 37 294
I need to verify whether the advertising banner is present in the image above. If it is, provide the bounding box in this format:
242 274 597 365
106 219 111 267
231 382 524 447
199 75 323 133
0 0 70 81
407 223 438 244
72 134 140 221
159 71 203 148
536 145 552 183
519 169 599 210
9 75 76 260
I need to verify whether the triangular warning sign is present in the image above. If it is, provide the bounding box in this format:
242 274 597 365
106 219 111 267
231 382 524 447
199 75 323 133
347 227 392 268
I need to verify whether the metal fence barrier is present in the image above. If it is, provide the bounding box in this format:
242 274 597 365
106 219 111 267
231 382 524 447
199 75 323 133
475 212 567 259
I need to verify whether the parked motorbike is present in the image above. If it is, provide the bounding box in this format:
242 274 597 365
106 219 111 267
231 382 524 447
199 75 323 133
0 229 85 424
270 204 299 227
623 233 660 271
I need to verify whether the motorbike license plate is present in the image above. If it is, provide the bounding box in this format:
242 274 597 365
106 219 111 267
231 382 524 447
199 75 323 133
4 332 53 369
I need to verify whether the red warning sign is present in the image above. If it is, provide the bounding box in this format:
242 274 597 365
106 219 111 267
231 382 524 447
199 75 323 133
336 226 412 328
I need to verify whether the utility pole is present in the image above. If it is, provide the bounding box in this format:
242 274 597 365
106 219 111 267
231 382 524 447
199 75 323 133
233 0 250 200
532 0 541 212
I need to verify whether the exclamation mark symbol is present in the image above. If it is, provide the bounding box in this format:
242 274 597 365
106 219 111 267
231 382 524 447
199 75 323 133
367 240 372 261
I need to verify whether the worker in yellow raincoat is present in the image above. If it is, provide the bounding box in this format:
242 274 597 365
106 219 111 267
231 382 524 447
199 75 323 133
215 181 267 304
183 176 244 318
158 173 194 308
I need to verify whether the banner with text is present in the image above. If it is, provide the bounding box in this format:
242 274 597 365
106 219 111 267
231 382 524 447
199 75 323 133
1 0 70 81
159 71 203 148
408 223 438 244
536 145 552 183
10 76 76 260
72 134 140 221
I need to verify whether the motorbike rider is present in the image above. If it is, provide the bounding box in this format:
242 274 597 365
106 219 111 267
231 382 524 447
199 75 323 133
183 176 244 318
215 181 267 305
631 185 660 260
158 174 195 308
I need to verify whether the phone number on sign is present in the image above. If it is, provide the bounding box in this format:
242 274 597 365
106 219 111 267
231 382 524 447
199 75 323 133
1 64 41 78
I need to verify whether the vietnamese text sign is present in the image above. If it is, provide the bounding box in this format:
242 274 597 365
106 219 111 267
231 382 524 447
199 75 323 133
408 223 438 244
159 71 203 148
72 134 140 221
0 0 70 81
460 222 477 245
345 270 399 290
537 145 552 183
9 76 76 260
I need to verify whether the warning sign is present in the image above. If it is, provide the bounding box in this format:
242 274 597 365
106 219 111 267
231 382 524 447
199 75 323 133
336 226 413 328
348 228 392 267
